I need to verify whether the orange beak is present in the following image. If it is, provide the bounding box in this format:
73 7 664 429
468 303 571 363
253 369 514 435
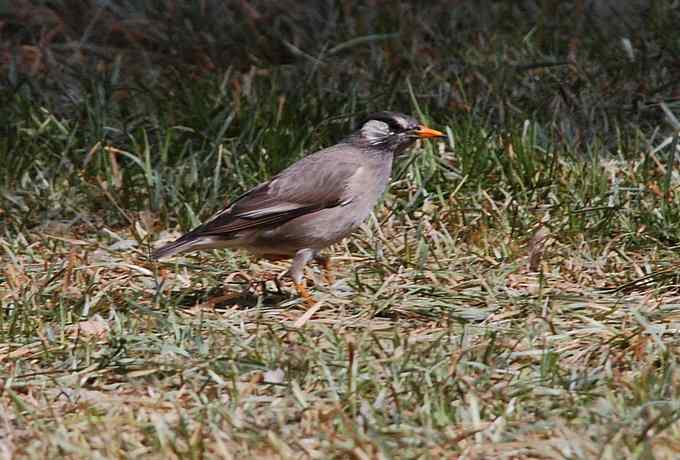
414 125 446 138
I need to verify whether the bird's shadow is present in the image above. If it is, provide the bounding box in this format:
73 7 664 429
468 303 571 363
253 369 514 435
167 283 291 310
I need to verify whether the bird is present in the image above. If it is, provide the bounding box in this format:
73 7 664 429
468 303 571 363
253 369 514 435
152 111 445 302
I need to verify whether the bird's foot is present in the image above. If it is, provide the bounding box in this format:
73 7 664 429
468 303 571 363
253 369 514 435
293 281 316 307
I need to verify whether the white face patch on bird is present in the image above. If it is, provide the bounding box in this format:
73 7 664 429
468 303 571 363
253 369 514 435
361 120 393 144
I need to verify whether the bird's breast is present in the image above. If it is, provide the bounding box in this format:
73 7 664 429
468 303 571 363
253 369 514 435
344 159 393 225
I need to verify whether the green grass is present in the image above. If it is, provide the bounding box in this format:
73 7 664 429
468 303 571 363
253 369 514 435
2 0 680 458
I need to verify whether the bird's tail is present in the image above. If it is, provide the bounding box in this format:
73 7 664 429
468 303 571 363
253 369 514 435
151 233 229 260
151 235 197 260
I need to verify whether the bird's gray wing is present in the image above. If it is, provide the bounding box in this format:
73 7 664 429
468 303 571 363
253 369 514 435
189 145 358 237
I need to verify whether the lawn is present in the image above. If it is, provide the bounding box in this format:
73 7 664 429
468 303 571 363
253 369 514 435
2 1 680 458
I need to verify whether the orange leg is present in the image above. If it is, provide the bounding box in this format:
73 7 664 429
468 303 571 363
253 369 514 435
322 259 335 285
293 281 316 308
314 253 335 285
293 281 311 299
287 249 321 306
293 280 315 306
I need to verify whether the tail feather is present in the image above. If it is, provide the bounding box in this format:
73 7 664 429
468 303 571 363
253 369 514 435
151 233 234 260
151 237 196 260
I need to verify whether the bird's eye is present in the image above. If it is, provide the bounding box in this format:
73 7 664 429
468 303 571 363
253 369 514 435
387 122 404 133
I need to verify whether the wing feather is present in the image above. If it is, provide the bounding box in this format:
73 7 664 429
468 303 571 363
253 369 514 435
184 144 360 238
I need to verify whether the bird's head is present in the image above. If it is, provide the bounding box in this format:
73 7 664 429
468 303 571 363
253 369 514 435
353 111 445 155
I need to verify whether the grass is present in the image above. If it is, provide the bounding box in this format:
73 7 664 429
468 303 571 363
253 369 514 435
2 0 680 458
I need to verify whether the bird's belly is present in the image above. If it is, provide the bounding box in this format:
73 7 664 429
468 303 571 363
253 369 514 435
246 206 368 254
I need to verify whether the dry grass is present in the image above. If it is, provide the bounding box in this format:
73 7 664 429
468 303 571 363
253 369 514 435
4 150 680 458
